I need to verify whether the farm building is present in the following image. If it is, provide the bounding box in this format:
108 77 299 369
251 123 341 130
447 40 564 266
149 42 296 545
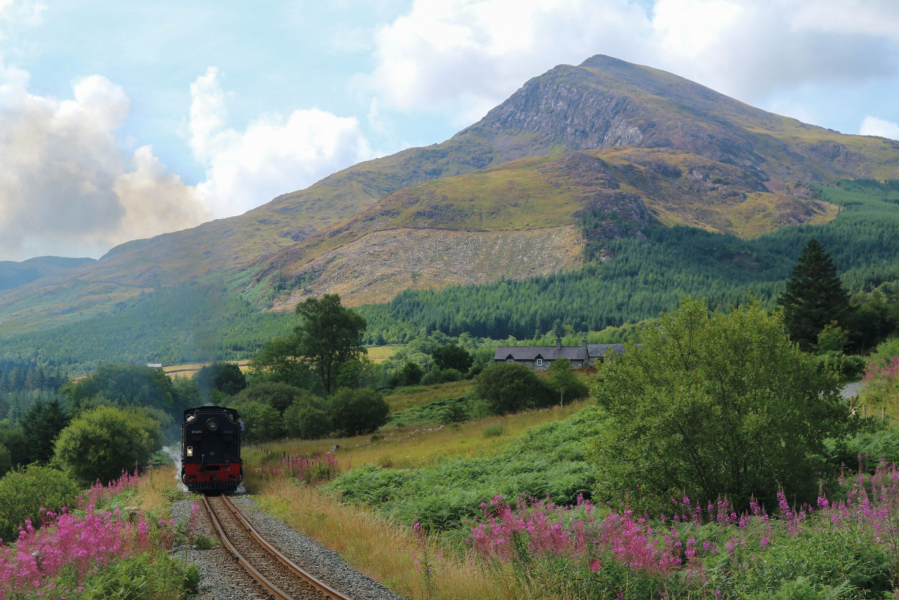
493 339 625 370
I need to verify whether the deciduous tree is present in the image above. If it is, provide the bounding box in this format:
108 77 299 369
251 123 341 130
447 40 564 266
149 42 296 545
294 295 367 394
591 298 849 514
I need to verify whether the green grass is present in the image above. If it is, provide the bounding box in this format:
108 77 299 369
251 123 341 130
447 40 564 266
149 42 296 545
383 379 476 413
326 403 604 529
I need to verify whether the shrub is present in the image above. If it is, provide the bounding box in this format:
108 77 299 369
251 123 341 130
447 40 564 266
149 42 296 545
60 364 181 416
54 406 159 484
328 388 389 436
392 362 424 387
475 363 553 415
420 367 462 387
284 402 331 439
0 464 80 542
592 298 849 514
0 446 10 478
546 359 590 406
235 381 311 414
231 401 285 442
432 344 473 373
194 361 247 399
860 337 899 409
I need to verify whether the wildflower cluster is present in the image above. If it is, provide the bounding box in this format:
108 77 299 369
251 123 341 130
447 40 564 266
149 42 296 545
468 494 678 576
465 462 899 598
76 468 143 511
864 355 899 400
260 451 341 484
0 471 177 598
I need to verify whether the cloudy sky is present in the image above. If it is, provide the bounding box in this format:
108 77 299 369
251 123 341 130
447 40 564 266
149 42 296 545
1 0 898 261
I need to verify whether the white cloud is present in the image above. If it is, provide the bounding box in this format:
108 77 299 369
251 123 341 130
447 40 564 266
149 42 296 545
861 115 899 140
0 66 209 260
188 67 373 217
362 0 899 122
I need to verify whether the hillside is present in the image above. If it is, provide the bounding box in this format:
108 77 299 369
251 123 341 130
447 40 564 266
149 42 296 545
0 55 898 334
0 256 95 292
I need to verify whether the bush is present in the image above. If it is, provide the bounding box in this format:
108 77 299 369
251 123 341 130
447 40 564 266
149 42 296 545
0 464 80 542
54 406 160 484
392 362 423 387
194 361 247 400
432 344 473 373
60 364 182 416
420 367 462 387
284 402 331 439
0 445 10 478
592 299 849 514
475 363 554 415
546 359 590 406
328 388 389 436
231 401 284 442
78 551 200 599
234 382 311 414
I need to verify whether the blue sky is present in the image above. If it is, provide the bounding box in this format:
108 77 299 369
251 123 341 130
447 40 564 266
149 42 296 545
1 0 898 260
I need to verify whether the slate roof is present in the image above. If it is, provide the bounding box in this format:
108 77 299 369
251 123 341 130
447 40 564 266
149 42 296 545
587 344 626 359
494 346 588 361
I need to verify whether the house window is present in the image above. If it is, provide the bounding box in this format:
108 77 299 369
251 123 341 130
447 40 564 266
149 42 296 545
536 359 543 367
507 358 514 363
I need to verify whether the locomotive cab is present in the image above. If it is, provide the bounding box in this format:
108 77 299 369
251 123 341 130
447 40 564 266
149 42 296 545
181 406 243 492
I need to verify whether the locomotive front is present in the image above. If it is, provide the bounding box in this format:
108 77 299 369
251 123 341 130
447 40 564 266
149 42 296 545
181 406 243 492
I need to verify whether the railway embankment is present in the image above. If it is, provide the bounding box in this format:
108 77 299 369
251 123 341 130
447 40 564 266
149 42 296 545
172 496 405 600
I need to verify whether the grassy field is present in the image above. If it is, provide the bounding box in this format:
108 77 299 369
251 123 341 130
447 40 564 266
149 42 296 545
364 345 400 363
252 480 526 600
163 359 252 379
253 399 590 473
383 379 475 413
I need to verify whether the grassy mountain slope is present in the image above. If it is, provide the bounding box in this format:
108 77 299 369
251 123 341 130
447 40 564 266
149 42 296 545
0 256 95 292
2 180 896 371
255 146 838 308
0 55 898 334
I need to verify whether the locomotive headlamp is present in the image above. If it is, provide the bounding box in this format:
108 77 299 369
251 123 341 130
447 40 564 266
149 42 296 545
186 446 194 457
206 418 219 432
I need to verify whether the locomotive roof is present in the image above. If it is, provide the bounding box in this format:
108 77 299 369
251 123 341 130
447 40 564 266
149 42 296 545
182 406 239 419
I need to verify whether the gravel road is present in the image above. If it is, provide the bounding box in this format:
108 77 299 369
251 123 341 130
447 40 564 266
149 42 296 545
171 495 406 600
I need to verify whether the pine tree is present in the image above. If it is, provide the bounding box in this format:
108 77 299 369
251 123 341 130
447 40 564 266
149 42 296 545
779 238 852 350
22 398 71 464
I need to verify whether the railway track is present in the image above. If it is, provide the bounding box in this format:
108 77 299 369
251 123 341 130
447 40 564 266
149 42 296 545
202 494 352 600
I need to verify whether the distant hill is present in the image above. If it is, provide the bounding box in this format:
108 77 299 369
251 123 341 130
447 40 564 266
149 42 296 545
0 256 95 292
0 54 898 335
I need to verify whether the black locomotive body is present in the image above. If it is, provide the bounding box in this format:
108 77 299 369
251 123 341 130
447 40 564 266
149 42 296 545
181 406 242 492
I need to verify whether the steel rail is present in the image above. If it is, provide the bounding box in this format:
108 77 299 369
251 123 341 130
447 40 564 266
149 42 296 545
220 494 353 600
202 494 293 600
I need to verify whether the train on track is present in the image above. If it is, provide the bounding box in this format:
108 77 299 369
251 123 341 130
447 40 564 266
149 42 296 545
180 406 243 492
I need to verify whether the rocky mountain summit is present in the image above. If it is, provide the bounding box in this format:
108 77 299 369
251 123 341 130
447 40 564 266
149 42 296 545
0 55 896 330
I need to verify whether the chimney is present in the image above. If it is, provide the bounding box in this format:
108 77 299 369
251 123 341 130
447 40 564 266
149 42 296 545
556 337 562 350
583 338 589 348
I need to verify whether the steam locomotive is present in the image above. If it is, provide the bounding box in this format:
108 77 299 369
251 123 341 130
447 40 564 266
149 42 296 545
181 406 243 492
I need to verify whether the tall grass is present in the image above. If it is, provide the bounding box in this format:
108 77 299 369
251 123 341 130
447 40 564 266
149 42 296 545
254 400 589 472
252 479 531 600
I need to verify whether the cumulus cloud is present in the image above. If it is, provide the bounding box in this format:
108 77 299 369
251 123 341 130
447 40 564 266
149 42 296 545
861 116 899 140
0 66 209 260
188 67 373 217
362 0 899 121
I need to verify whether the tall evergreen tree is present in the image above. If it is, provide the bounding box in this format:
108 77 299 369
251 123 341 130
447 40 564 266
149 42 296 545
22 398 71 464
779 238 851 350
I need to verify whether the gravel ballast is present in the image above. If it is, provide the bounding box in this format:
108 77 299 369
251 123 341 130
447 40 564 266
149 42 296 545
171 496 407 600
